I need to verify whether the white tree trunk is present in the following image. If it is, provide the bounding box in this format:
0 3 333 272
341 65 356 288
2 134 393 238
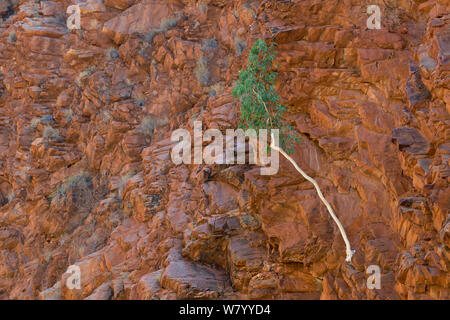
270 133 355 263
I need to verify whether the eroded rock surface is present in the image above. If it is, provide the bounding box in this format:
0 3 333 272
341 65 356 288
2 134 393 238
0 0 448 300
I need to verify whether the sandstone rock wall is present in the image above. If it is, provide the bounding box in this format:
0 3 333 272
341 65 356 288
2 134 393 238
0 0 448 299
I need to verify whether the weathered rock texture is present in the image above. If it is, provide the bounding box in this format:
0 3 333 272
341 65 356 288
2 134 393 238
0 0 449 300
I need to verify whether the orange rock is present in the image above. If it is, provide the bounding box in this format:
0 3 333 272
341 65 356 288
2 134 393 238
0 0 448 301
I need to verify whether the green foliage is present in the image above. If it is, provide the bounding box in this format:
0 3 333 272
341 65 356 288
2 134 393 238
139 116 157 138
159 15 180 32
232 39 300 153
202 38 218 50
50 172 92 202
195 56 210 86
145 12 183 42
8 30 16 43
118 171 136 198
42 126 60 140
76 66 95 87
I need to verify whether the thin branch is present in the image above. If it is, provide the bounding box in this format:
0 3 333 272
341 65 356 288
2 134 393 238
270 132 355 263
253 88 273 127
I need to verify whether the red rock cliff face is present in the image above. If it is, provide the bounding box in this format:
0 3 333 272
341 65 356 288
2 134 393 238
0 0 448 300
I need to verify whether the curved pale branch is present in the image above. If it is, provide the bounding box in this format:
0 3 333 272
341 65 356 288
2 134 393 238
270 132 355 263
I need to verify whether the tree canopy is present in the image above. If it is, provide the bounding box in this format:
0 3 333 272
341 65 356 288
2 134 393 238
232 39 300 153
